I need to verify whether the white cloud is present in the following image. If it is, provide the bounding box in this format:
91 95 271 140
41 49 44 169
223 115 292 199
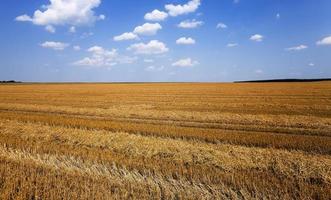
216 23 227 29
113 32 138 41
133 23 162 36
316 36 331 46
165 0 201 17
128 40 169 55
172 58 198 67
250 34 264 42
73 45 81 51
45 25 56 33
74 46 136 67
98 14 106 20
286 45 308 51
15 0 103 28
116 23 161 42
74 47 118 67
309 63 315 67
227 43 238 47
69 26 76 33
40 41 69 50
15 14 32 22
178 19 203 28
144 9 168 21
176 37 196 45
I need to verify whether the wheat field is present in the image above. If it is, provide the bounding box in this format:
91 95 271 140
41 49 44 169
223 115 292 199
0 82 330 199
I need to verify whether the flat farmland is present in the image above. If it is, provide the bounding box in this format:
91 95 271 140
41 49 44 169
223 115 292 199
0 82 330 199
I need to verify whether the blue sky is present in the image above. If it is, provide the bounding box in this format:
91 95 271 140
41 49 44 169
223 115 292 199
0 0 330 82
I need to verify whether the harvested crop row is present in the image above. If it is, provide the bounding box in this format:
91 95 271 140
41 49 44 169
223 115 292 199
0 103 330 133
0 120 330 183
0 119 330 199
1 112 330 154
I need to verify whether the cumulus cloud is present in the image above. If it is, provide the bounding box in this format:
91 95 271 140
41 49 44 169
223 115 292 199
128 40 169 55
309 63 315 67
40 41 69 50
45 25 56 33
316 36 331 45
165 0 201 17
176 37 196 45
250 34 264 42
133 23 162 36
15 0 104 31
227 43 238 47
286 45 308 51
144 9 168 21
216 23 227 29
172 58 198 67
113 32 138 41
115 23 161 41
178 19 203 28
15 14 32 22
74 46 118 67
74 46 136 67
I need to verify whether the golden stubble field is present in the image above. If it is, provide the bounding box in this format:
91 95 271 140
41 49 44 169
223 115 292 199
0 82 330 199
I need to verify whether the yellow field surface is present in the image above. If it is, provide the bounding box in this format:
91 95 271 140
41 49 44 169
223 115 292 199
0 82 330 199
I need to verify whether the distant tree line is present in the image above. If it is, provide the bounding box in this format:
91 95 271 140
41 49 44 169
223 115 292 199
0 80 21 83
235 78 331 83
